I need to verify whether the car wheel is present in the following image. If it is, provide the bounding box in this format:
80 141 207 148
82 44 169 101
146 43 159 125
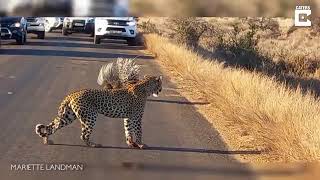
24 33 27 43
16 34 25 45
38 31 45 39
127 37 137 46
94 35 101 44
90 31 94 37
45 26 52 33
62 27 68 36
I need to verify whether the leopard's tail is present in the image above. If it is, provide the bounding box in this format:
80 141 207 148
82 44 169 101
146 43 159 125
35 96 71 138
35 98 70 138
35 124 47 137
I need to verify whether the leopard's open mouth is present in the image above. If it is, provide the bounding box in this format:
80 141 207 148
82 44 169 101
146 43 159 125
152 88 162 97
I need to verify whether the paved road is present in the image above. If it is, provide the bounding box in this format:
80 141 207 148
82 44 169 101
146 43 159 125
0 32 316 180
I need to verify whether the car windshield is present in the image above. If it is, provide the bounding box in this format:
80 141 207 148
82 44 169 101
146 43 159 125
26 17 37 21
0 17 21 23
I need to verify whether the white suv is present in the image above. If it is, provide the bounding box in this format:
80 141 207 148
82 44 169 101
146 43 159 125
44 17 64 32
26 17 45 39
94 17 137 45
62 17 94 36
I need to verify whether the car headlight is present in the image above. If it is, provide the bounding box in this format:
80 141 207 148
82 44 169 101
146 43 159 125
39 23 44 26
11 22 21 28
36 18 45 24
126 21 136 26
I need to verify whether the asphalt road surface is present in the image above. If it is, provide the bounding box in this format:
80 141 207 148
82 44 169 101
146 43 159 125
0 32 317 180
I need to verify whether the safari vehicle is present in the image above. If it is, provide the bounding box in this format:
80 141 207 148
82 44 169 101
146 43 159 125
0 16 27 45
26 17 45 39
85 18 95 37
62 17 94 36
94 17 137 45
44 17 64 32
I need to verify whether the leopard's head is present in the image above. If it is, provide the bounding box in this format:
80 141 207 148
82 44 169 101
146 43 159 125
144 75 162 97
129 75 162 98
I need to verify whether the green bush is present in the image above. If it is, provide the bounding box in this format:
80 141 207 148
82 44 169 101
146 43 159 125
138 20 161 34
247 17 281 38
311 17 320 36
168 17 210 48
215 22 271 70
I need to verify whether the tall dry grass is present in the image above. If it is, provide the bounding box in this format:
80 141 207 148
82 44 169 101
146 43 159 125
144 34 320 162
131 0 320 17
257 29 320 77
139 17 320 79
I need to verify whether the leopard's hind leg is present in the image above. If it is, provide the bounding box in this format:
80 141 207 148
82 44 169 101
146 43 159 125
77 113 101 148
35 105 76 145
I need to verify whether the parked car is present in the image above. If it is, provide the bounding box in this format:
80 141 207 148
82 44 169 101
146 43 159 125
0 16 27 45
0 23 1 47
26 17 45 39
85 18 95 37
62 17 94 36
44 17 64 32
94 17 138 45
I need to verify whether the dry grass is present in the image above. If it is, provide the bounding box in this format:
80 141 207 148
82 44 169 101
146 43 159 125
257 29 320 77
139 17 320 96
199 18 320 78
131 0 320 16
139 17 320 76
144 34 320 162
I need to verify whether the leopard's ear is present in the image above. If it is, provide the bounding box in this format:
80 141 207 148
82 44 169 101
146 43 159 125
158 75 163 80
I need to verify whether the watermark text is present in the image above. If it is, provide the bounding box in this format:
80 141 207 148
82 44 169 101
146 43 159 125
10 163 84 171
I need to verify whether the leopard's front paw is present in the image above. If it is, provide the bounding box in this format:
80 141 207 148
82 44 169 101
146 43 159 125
126 141 139 148
92 143 102 148
86 142 102 148
43 137 53 145
137 144 148 149
126 136 139 148
126 141 147 149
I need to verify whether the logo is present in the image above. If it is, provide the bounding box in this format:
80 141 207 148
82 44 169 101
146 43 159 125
295 6 312 27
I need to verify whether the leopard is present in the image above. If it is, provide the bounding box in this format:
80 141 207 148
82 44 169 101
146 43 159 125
35 75 162 149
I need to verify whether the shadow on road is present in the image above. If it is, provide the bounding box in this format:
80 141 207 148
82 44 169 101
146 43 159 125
25 41 145 51
51 143 262 155
147 98 209 105
45 35 97 43
118 161 307 176
0 49 154 60
45 36 128 44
